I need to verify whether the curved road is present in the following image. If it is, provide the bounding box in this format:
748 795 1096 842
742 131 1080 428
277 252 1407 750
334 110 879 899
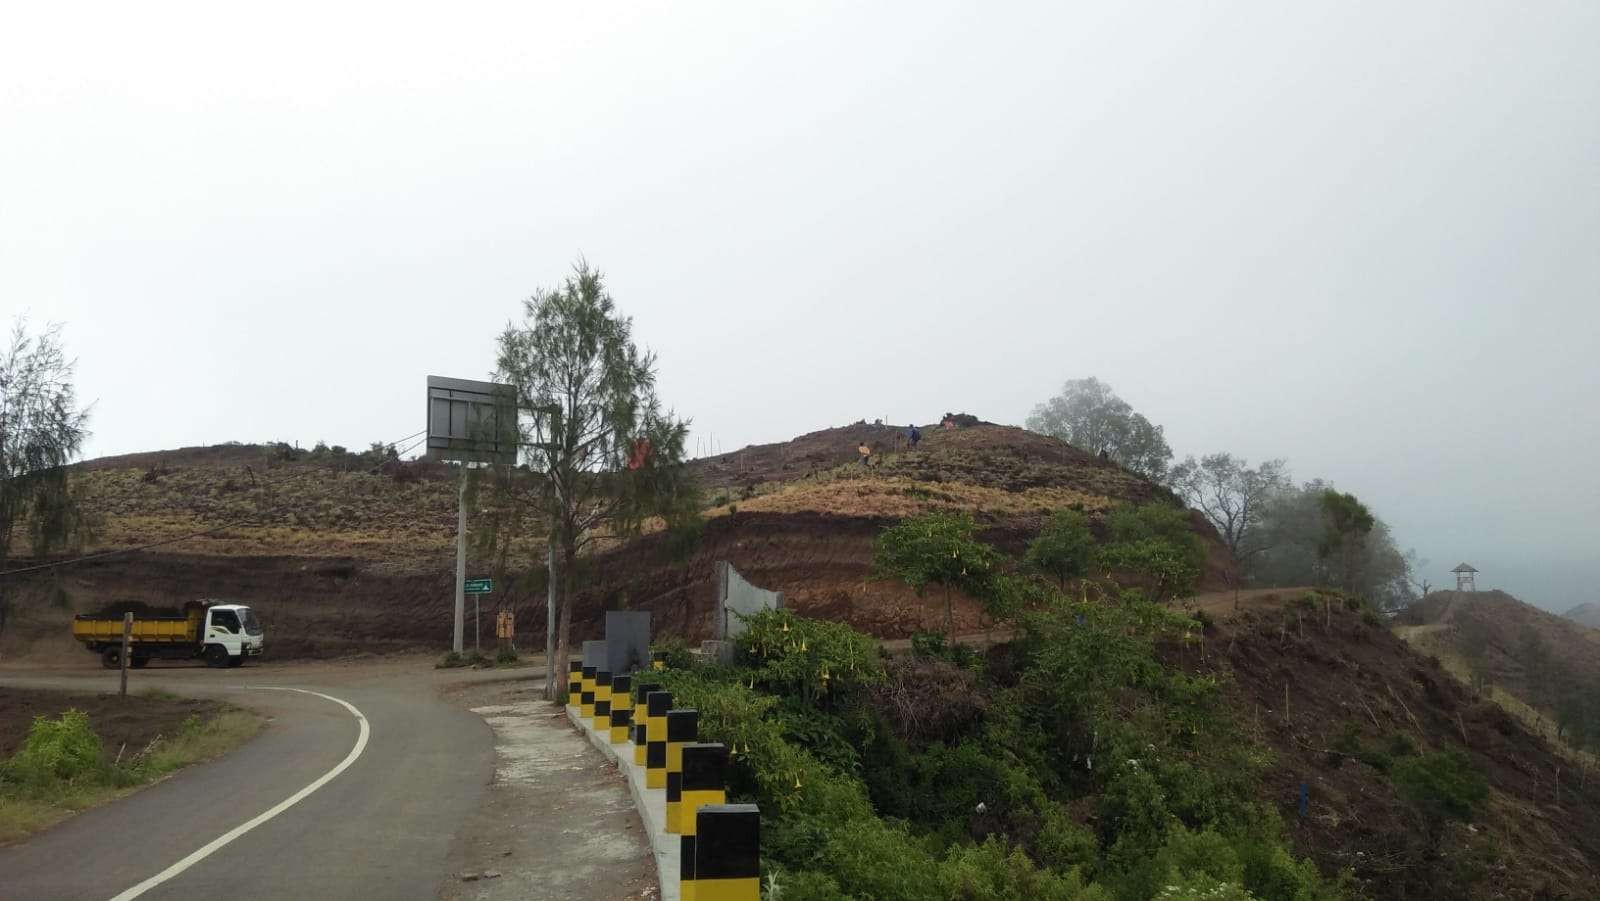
0 660 504 901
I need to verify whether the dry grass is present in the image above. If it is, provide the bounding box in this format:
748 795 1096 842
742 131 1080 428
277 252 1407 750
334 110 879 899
705 474 1116 520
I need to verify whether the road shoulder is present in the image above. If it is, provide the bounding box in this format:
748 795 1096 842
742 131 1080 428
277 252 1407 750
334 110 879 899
441 677 657 901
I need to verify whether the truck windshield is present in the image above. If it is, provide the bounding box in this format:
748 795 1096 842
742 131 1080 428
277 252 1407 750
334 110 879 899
240 608 263 636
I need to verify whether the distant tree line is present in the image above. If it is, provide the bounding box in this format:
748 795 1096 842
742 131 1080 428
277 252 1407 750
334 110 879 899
1027 377 1416 610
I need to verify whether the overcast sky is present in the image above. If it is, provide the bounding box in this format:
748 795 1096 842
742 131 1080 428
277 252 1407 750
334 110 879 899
3 2 1595 610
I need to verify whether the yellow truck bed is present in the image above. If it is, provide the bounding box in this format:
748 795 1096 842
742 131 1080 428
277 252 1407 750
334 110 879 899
72 615 198 645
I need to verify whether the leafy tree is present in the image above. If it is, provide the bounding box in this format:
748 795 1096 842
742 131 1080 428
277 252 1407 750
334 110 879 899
873 511 1001 635
1318 490 1375 594
0 319 92 639
1392 749 1488 855
1253 480 1414 610
1025 377 1173 480
1168 453 1289 573
1094 504 1206 601
495 261 690 697
1025 509 1095 591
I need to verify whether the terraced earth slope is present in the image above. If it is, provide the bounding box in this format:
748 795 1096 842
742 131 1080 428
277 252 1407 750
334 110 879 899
1 422 1229 660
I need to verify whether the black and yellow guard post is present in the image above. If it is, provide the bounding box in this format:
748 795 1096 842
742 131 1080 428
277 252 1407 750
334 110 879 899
567 660 583 706
678 742 727 835
644 690 673 789
609 674 633 744
632 682 659 766
592 671 612 732
651 649 668 671
663 709 699 834
692 804 760 901
677 744 729 901
579 666 596 719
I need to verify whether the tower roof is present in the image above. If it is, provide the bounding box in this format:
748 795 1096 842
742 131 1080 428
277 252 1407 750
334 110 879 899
1452 563 1479 573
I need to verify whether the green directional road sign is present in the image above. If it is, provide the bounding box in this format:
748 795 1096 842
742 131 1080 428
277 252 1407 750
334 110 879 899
464 579 493 594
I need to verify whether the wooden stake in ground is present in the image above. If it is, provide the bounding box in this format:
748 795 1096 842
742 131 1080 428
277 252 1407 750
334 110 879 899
120 612 132 698
1284 681 1291 726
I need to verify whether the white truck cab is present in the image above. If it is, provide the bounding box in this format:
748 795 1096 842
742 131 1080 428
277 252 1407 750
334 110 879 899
202 603 266 666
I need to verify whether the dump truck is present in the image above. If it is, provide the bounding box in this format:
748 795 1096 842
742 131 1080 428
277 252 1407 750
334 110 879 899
73 600 265 669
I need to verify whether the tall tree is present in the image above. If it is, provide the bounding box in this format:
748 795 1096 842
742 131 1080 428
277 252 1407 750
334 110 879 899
1025 508 1095 591
1252 480 1413 610
0 319 92 638
1319 489 1375 594
1168 453 1289 573
495 262 689 698
1025 377 1172 480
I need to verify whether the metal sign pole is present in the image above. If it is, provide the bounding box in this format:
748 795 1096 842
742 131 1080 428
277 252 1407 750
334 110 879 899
454 466 467 654
545 533 556 699
475 594 480 653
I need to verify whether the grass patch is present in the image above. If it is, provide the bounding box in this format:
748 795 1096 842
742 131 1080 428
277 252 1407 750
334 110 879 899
0 706 263 845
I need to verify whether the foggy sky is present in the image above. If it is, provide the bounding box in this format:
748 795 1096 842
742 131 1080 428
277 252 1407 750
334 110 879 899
4 3 1595 610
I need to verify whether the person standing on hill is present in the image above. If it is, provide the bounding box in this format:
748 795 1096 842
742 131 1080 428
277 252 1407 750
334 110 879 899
907 424 921 449
858 441 872 465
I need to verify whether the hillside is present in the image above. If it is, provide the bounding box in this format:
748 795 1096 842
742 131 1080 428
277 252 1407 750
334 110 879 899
0 422 1229 661
1397 590 1600 754
1564 602 1600 630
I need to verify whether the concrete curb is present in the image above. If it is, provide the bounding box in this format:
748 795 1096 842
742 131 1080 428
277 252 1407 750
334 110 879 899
566 705 681 901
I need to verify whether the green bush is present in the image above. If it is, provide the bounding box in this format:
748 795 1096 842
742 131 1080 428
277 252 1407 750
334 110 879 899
1393 749 1488 851
940 837 1099 901
650 637 697 670
8 710 102 783
738 609 882 705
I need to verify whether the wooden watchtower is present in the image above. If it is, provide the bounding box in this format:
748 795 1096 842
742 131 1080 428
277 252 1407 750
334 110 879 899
1452 562 1478 592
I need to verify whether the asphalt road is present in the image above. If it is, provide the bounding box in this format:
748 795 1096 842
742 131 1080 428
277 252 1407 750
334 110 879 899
0 659 507 901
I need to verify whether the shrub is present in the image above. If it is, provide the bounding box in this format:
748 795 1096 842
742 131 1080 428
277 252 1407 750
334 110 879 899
495 647 519 665
1393 749 1488 851
872 656 989 746
650 637 697 670
738 609 882 705
940 837 1094 901
819 818 944 900
6 710 103 784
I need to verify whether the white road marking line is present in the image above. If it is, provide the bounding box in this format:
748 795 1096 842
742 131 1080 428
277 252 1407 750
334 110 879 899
108 687 371 901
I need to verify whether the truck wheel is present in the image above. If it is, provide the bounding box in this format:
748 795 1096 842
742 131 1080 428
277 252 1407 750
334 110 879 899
227 654 244 668
101 648 122 669
204 645 230 668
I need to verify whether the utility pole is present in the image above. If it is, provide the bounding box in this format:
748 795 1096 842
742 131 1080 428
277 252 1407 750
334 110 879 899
454 465 467 654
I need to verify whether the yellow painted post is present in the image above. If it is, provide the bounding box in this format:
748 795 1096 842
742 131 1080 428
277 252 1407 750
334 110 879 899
567 660 583 707
677 744 729 901
693 804 760 901
592 670 613 732
644 691 673 789
678 743 728 834
664 709 699 834
632 682 659 765
580 666 596 719
652 649 668 671
609 675 633 744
